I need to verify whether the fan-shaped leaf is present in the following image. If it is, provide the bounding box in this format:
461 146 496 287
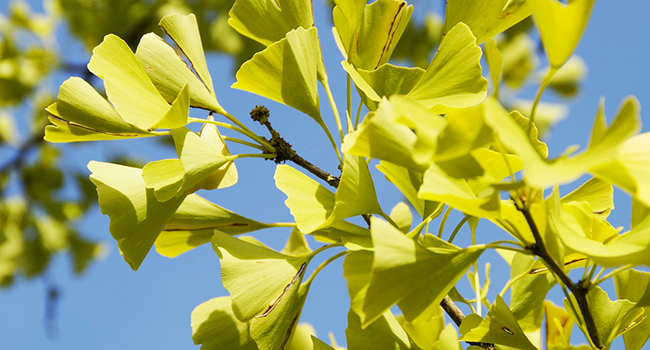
445 0 533 44
88 161 186 270
229 0 315 46
460 296 538 350
362 218 484 325
407 23 488 111
233 27 323 124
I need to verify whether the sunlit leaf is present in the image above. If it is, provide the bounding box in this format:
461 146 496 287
282 229 312 257
376 161 441 218
44 78 153 142
344 250 374 318
484 39 503 96
406 23 488 111
311 335 336 350
459 296 537 350
544 301 573 350
190 114 238 191
551 201 650 267
212 231 309 322
445 0 533 44
531 0 596 68
397 305 444 350
143 128 232 201
286 323 316 350
485 96 640 188
390 202 412 233
343 62 424 111
233 27 324 125
229 0 315 47
614 269 650 350
88 161 186 270
592 132 650 207
362 218 484 325
191 297 257 350
508 254 554 331
419 164 501 219
87 34 180 130
136 32 224 113
560 177 613 216
159 14 215 94
275 158 383 234
334 0 413 70
346 309 413 350
565 286 644 348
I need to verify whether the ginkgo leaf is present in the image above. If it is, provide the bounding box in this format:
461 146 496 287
275 159 383 234
390 202 412 233
485 96 640 189
311 336 336 350
163 194 273 233
159 14 215 93
459 296 538 350
531 0 596 68
484 39 503 96
250 282 310 350
275 164 335 234
445 0 533 44
343 97 448 171
333 0 413 70
342 62 424 110
155 230 215 258
88 161 186 270
87 34 180 130
282 229 312 257
614 269 650 350
229 0 315 47
143 128 232 201
376 161 441 218
190 114 238 192
592 132 650 207
560 177 614 215
544 301 573 350
46 78 144 134
346 309 413 350
343 250 374 319
191 297 257 350
141 159 185 202
135 32 224 113
286 323 317 350
508 254 554 331
362 218 484 325
212 231 309 322
406 22 488 111
565 286 644 348
397 305 445 350
419 164 501 219
233 27 323 125
154 194 274 258
550 201 650 267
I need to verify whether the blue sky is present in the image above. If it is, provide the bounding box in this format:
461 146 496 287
1 0 650 349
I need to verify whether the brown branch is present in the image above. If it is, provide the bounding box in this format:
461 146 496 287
518 204 603 349
250 105 493 349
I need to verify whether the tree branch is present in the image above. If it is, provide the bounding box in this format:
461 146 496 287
517 204 603 349
250 105 494 349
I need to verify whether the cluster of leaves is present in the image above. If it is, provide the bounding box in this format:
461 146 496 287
0 0 290 294
0 1 104 288
41 0 650 350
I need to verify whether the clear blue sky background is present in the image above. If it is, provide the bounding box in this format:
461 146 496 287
1 0 650 349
